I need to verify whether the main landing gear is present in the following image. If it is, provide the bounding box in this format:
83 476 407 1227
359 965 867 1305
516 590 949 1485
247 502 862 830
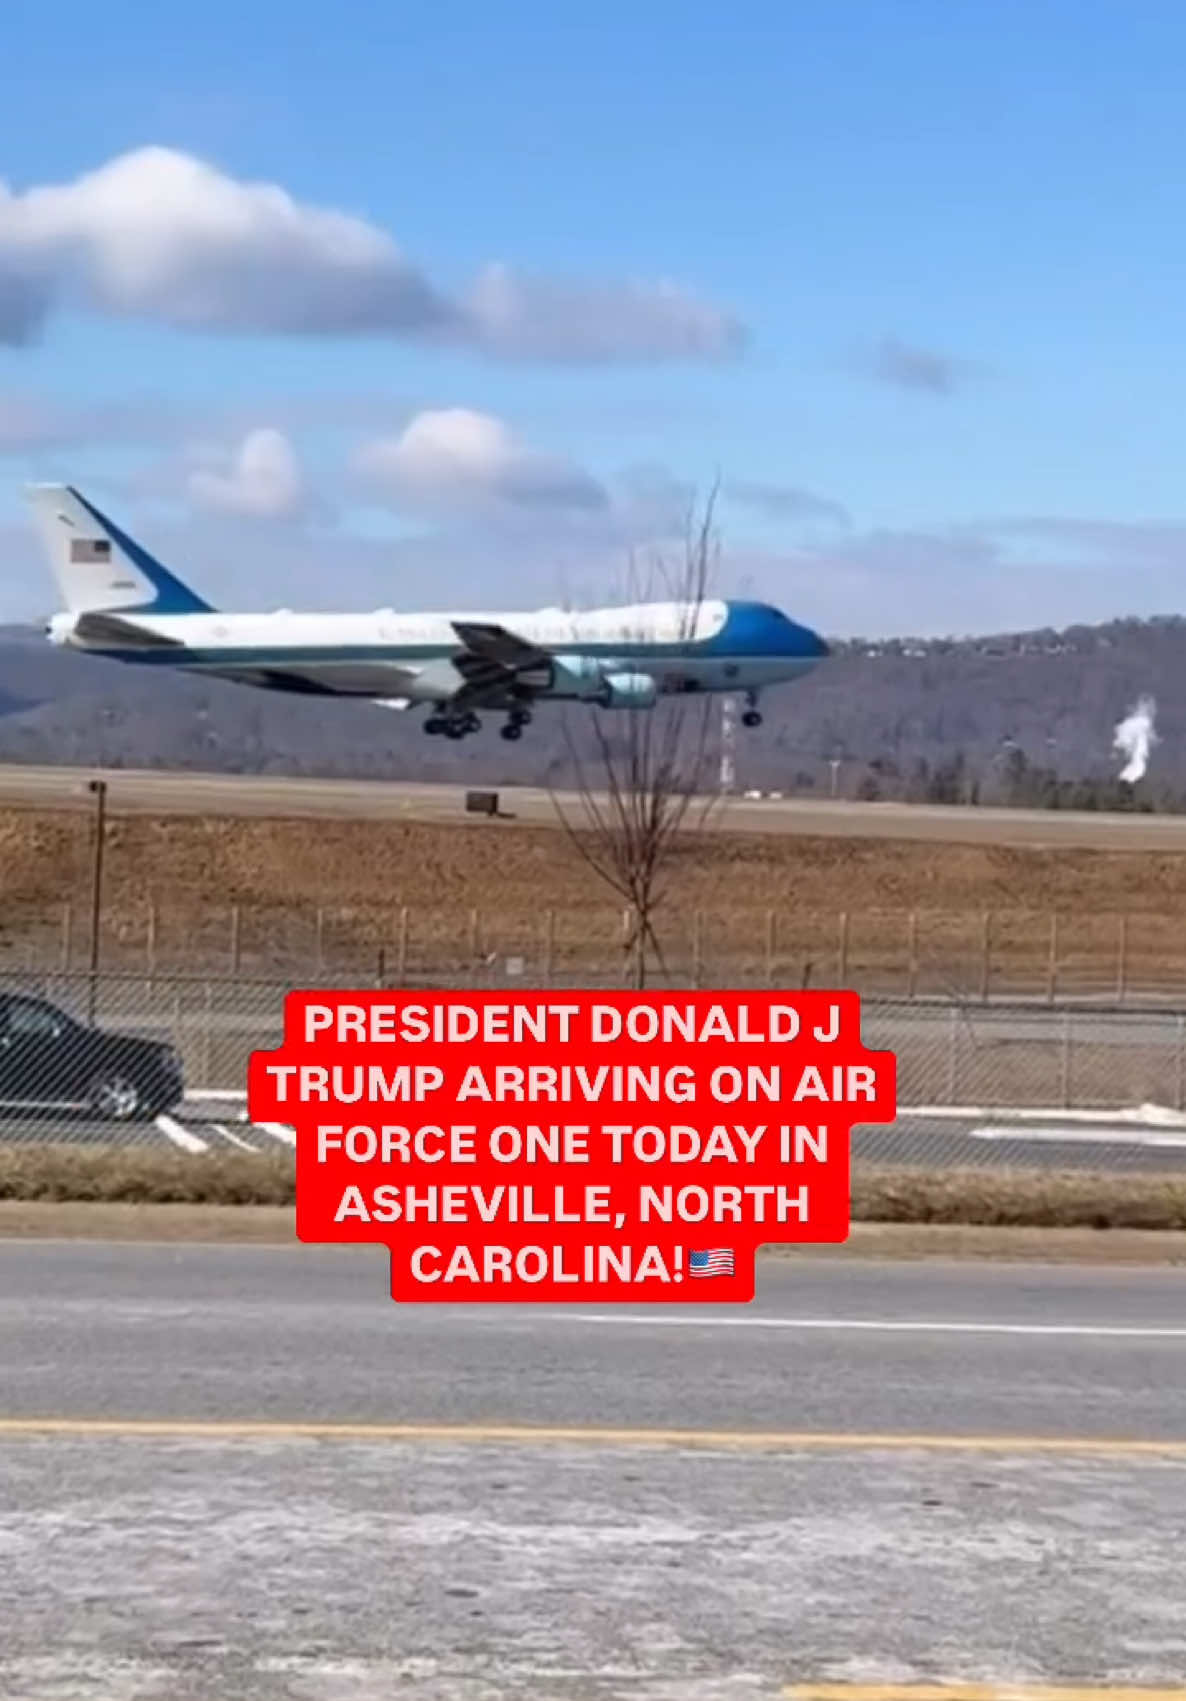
424 709 480 740
422 705 534 742
500 706 533 742
742 690 763 729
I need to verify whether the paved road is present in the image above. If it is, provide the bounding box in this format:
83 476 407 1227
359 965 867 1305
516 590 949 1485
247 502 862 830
3 759 1186 848
8 1101 1186 1171
3 1243 1185 1434
2 1243 1186 1698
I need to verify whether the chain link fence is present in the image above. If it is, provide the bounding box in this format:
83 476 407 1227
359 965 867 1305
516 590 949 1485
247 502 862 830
0 970 1185 1171
7 899 1186 1006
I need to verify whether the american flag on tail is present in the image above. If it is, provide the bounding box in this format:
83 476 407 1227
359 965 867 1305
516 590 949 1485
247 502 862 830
688 1248 734 1278
70 538 111 563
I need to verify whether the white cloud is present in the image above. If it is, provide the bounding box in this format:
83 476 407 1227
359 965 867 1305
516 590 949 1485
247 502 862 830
355 408 609 513
0 147 744 362
0 393 70 452
860 335 977 395
726 480 849 527
187 428 307 520
465 263 746 363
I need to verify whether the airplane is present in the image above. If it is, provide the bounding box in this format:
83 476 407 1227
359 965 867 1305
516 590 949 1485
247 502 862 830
25 483 830 742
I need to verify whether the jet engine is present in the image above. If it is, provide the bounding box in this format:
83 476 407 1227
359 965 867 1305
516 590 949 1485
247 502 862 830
596 671 659 709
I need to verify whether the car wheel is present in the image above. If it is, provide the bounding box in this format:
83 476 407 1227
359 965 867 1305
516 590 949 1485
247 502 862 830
88 1072 145 1121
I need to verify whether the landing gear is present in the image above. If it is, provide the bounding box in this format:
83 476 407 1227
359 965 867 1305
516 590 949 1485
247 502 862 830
742 691 763 729
500 705 532 742
424 708 481 739
423 701 534 742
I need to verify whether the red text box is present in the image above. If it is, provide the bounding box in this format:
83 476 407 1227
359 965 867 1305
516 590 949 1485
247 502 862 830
247 990 896 1303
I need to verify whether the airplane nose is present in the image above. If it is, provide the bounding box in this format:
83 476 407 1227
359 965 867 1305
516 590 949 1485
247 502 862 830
809 626 829 659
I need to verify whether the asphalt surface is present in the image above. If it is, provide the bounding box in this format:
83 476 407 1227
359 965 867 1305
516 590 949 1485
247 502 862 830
2 759 1185 847
2 1243 1186 1697
8 1101 1186 1171
3 1243 1186 1435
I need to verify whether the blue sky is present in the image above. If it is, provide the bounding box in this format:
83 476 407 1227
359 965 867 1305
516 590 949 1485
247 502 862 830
2 0 1185 635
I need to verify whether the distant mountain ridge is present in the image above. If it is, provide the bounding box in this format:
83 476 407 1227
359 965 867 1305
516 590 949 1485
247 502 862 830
0 614 1183 803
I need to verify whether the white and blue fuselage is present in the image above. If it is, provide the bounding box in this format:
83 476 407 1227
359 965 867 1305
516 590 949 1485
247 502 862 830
30 484 829 742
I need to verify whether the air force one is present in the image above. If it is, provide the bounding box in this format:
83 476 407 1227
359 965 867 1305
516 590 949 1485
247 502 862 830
27 483 829 743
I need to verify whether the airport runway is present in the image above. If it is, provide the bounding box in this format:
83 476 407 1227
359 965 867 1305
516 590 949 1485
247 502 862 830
1 1244 1185 1698
1 759 1185 847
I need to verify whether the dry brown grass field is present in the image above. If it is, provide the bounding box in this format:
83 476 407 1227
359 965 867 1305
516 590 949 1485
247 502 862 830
2 803 1186 998
4 1144 1186 1232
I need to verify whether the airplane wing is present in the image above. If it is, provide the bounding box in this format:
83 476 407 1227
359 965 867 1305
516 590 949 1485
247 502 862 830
451 621 551 669
448 620 554 704
73 610 186 650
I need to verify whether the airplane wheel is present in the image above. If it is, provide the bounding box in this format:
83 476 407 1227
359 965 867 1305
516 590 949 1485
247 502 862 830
424 716 445 735
742 710 762 728
445 723 466 740
501 723 523 741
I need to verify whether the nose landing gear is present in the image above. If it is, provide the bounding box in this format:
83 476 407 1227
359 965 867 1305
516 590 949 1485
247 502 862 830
742 691 763 729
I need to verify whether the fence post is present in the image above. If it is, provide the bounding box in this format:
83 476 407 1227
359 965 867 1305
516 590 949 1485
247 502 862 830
1116 916 1128 1006
764 909 776 988
201 982 213 1091
59 902 72 973
396 906 409 984
946 1005 958 1102
1059 1010 1072 1108
229 905 242 977
143 900 157 996
315 906 326 975
376 945 387 987
85 778 107 1029
691 911 703 989
1177 1016 1184 1113
837 912 849 983
1046 913 1058 1006
542 910 555 987
979 911 992 1003
907 910 918 1000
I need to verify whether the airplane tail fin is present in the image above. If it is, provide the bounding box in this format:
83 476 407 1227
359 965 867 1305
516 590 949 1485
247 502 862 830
25 484 215 616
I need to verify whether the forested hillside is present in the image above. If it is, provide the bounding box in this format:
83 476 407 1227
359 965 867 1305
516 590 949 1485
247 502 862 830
0 614 1182 805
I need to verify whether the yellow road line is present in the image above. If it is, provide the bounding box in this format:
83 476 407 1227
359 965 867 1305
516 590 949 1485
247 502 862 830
0 1418 1184 1456
784 1688 1186 1701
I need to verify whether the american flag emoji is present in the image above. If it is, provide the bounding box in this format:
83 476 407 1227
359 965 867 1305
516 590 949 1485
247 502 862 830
688 1248 734 1278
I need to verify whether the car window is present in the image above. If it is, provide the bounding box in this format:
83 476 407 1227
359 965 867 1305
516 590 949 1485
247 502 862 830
7 999 64 1038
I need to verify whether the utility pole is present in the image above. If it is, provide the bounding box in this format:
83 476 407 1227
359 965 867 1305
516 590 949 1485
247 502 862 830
86 778 107 1028
719 694 737 795
829 758 841 799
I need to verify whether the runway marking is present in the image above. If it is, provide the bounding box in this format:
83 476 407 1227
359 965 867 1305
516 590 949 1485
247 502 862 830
970 1124 1186 1148
784 1686 1186 1700
552 1312 1186 1340
211 1123 257 1152
0 1418 1183 1457
256 1121 295 1146
902 1105 1186 1126
151 1114 208 1154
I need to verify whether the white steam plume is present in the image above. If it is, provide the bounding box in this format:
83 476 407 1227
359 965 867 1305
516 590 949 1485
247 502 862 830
1113 694 1158 784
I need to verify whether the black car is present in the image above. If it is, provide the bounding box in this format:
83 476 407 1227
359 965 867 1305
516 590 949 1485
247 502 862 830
0 992 185 1121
